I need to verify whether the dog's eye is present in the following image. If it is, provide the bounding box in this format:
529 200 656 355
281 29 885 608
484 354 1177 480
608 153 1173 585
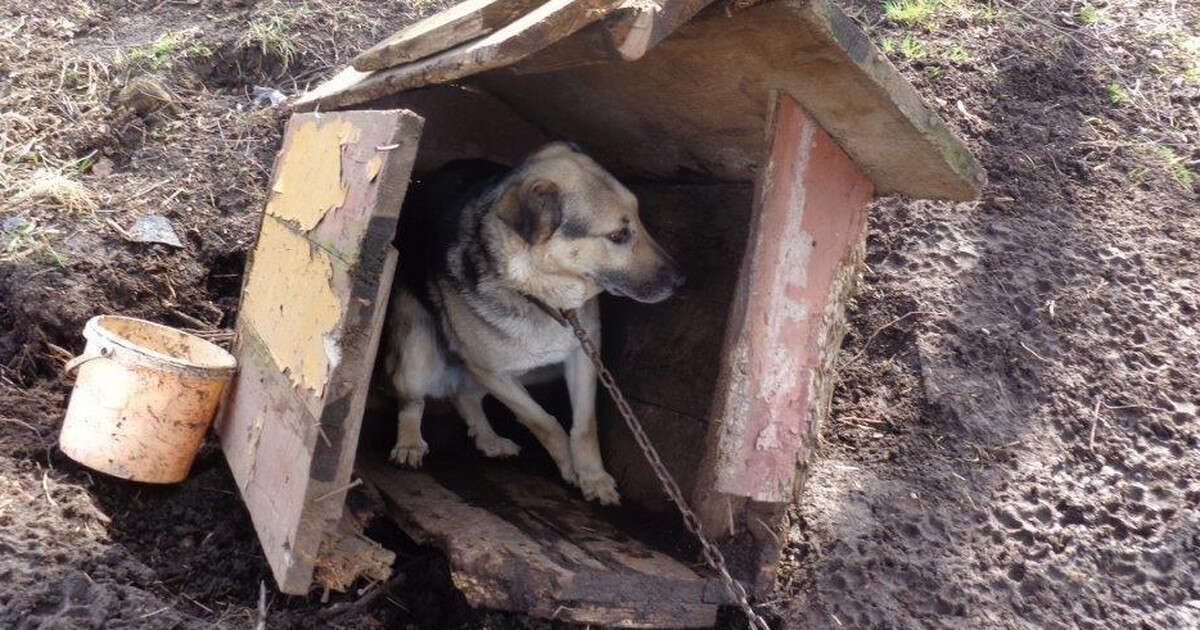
606 227 631 245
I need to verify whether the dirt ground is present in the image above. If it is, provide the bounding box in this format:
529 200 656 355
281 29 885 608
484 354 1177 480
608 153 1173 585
1 0 1197 628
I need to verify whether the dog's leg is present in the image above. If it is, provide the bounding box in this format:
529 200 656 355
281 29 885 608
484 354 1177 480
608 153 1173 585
565 347 620 505
468 368 576 485
390 398 428 467
452 391 521 458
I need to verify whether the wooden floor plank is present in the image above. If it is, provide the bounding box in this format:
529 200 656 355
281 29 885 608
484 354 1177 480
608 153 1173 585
359 453 725 628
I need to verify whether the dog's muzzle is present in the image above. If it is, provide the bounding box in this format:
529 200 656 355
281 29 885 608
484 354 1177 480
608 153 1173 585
602 265 685 304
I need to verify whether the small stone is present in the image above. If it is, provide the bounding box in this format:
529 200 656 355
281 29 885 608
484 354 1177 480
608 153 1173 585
116 76 176 116
91 158 114 177
2 216 28 232
127 215 184 248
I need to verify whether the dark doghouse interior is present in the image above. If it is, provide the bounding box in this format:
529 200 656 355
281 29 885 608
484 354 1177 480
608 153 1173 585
353 85 755 603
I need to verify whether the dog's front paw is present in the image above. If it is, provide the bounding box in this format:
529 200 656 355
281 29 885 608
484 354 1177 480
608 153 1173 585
389 438 429 468
578 470 620 506
558 463 579 488
474 434 521 458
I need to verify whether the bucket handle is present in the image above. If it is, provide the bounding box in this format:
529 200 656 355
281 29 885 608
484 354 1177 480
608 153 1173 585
64 346 113 374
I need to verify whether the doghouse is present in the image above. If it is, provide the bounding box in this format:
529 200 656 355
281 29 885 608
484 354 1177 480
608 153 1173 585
215 0 983 625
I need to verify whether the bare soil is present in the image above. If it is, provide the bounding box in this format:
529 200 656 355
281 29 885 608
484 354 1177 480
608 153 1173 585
1 0 1197 629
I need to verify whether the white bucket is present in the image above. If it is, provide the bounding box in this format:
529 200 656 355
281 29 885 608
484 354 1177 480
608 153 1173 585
59 315 237 483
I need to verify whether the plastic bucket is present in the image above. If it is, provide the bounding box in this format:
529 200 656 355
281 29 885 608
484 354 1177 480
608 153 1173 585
59 315 237 483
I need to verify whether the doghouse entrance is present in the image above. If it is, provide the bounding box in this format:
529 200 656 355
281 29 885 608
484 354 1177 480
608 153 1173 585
347 85 757 626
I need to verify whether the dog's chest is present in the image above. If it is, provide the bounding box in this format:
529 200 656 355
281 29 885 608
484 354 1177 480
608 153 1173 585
442 296 581 373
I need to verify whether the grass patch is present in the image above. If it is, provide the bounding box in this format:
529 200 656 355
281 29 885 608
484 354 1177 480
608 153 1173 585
125 29 210 71
241 4 312 69
65 154 95 176
1076 3 1110 25
884 0 941 27
1140 144 1195 192
128 31 184 70
946 44 972 64
899 34 928 60
1106 81 1130 107
881 34 929 60
186 42 215 59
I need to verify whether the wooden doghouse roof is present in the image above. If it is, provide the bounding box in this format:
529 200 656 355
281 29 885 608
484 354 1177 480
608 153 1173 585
293 0 985 200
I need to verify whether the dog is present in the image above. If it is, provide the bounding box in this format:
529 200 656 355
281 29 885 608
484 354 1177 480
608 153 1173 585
382 142 684 505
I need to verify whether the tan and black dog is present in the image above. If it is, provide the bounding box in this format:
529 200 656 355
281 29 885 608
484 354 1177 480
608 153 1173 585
382 142 683 505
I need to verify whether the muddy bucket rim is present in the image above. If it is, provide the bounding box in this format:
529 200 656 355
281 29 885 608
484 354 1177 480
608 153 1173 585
77 315 237 378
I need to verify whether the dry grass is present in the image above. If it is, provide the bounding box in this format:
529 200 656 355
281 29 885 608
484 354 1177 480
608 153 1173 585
9 169 99 215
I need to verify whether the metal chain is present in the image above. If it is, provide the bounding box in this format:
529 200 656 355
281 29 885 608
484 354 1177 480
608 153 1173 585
562 310 772 630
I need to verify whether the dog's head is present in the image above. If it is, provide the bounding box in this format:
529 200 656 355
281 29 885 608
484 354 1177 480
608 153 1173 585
494 142 684 306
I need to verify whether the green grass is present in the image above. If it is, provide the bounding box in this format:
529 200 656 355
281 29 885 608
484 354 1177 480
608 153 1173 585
126 30 211 70
1107 81 1130 107
186 42 215 59
65 154 94 176
899 34 928 60
1142 144 1195 192
946 44 972 64
884 0 938 26
128 32 184 70
242 5 311 69
881 34 929 60
884 0 941 27
1076 3 1110 25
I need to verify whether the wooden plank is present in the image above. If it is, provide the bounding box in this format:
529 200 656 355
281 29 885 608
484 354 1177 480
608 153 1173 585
352 0 546 71
475 0 984 200
692 93 872 526
359 454 727 628
292 0 626 112
508 0 717 74
216 109 423 595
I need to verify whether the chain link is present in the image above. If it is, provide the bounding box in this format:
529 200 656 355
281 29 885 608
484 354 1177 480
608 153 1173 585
563 310 772 630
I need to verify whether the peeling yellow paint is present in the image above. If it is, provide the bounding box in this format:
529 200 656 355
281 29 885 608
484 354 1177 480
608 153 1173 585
242 216 343 393
366 153 383 182
265 118 361 231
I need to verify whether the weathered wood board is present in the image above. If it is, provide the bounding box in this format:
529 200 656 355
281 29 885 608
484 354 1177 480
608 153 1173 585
693 93 872 532
216 109 423 595
293 0 627 112
352 0 547 71
360 454 732 628
507 0 716 74
475 0 983 199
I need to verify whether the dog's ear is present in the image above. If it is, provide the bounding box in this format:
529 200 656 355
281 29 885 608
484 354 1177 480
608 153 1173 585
497 178 562 245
